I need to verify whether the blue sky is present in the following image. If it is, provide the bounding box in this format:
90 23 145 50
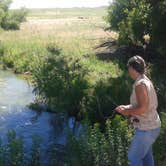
10 0 111 9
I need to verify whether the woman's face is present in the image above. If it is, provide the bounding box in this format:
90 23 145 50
128 66 137 80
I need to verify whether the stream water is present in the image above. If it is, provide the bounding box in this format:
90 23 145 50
0 70 82 165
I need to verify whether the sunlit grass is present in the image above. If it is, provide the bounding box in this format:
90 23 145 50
0 7 120 81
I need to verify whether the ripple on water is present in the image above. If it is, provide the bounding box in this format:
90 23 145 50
0 70 84 165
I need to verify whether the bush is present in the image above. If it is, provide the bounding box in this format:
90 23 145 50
46 42 62 55
32 44 133 124
82 72 132 124
107 0 152 45
66 116 132 166
32 54 90 119
32 44 133 123
10 8 28 23
1 11 20 30
66 113 166 166
150 0 166 56
154 112 166 166
0 1 28 30
107 0 166 57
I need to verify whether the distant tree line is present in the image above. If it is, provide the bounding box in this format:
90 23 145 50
0 0 28 30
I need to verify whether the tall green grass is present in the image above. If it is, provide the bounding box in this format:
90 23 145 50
0 7 111 73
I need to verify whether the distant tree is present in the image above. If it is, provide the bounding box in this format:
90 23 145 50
106 0 166 55
150 0 166 55
106 0 152 45
0 0 28 30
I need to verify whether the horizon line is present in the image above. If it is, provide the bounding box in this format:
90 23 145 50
10 5 108 10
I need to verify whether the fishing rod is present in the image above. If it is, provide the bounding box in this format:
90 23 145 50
96 95 124 120
104 95 125 120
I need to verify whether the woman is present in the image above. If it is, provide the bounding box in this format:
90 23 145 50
115 55 161 166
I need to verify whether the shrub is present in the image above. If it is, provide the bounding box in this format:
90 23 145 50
82 72 132 124
106 0 166 57
154 112 166 166
0 1 28 30
1 13 20 30
32 54 90 119
66 116 132 166
107 0 152 45
66 113 166 166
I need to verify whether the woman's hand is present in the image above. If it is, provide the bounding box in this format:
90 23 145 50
115 105 130 116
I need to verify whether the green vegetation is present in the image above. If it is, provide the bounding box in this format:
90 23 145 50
32 54 90 119
0 0 28 30
66 116 132 166
0 131 41 166
107 0 166 54
32 45 128 123
106 0 166 110
1 112 166 166
0 7 110 73
154 112 166 166
66 112 166 166
0 5 166 166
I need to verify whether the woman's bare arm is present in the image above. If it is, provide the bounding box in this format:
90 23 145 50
115 84 149 116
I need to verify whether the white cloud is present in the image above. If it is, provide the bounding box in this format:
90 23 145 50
10 0 111 9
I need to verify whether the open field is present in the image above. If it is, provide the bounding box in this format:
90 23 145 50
0 7 119 80
27 7 108 19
